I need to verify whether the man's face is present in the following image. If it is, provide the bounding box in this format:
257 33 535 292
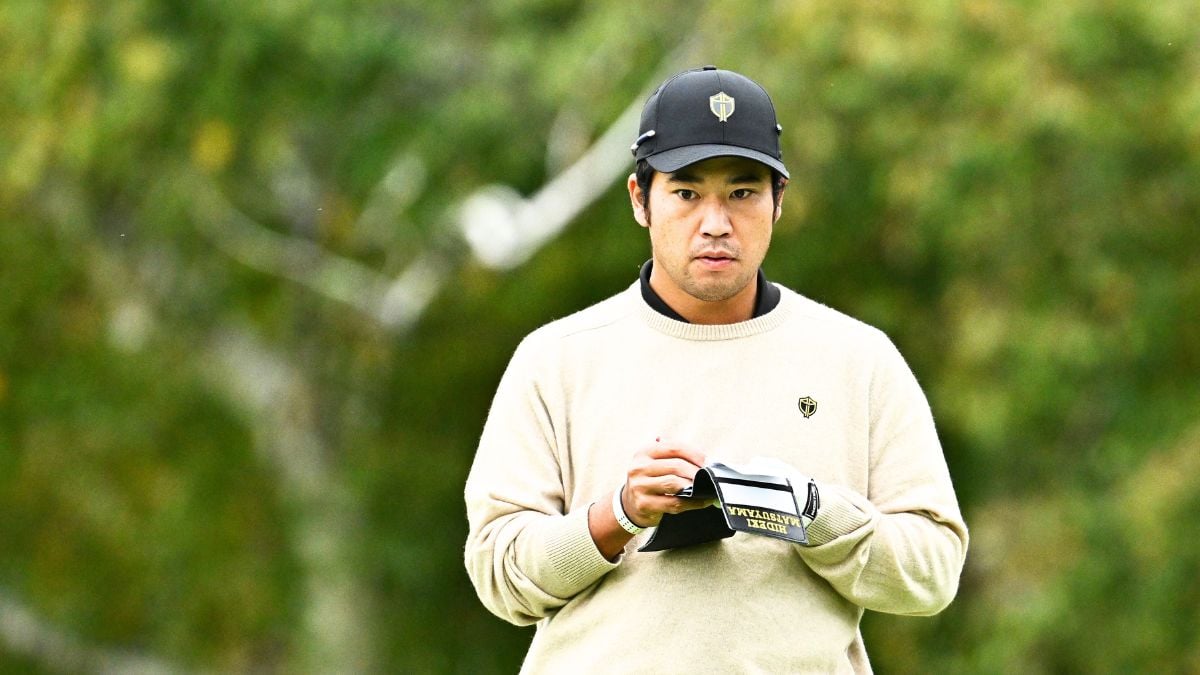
629 156 782 308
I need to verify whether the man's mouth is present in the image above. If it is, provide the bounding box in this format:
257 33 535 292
695 251 736 269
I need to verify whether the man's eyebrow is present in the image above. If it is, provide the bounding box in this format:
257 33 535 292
665 170 700 184
729 172 768 184
665 171 768 184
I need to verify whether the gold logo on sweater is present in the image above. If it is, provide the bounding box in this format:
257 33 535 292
798 396 818 418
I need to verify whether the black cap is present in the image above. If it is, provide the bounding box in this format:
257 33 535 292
631 66 788 178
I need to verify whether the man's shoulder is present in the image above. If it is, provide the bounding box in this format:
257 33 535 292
773 284 921 380
776 285 885 338
521 283 639 348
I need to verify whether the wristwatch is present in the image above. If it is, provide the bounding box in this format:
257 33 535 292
612 483 645 535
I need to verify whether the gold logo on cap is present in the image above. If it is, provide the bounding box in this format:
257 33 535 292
709 92 735 122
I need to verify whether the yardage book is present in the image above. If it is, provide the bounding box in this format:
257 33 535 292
638 462 819 552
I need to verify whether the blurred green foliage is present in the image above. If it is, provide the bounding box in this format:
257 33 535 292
2 0 1198 672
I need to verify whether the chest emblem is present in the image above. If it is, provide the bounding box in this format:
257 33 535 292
798 396 818 419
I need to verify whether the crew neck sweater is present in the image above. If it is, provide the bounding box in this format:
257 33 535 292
464 281 968 674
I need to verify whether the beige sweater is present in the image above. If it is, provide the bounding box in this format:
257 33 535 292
464 282 968 674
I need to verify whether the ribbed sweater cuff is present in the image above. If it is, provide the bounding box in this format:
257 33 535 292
539 506 619 597
804 484 874 547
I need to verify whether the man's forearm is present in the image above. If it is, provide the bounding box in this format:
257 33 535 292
588 492 636 561
796 484 968 616
465 506 620 625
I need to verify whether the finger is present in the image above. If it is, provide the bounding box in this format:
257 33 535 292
628 473 695 498
632 457 703 481
627 495 681 523
646 438 707 467
625 476 699 524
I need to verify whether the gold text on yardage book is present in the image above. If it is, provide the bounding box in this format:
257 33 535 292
727 506 802 535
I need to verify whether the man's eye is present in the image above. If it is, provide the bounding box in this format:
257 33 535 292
676 189 698 200
731 188 754 199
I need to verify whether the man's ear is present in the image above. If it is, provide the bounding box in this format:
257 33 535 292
628 173 649 228
773 179 787 223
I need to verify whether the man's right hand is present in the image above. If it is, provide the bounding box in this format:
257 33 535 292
621 438 711 528
588 438 711 561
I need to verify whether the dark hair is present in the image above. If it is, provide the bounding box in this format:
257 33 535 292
634 159 788 222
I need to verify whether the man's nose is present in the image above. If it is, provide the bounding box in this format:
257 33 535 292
697 201 733 237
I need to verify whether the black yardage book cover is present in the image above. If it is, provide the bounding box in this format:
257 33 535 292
638 462 819 552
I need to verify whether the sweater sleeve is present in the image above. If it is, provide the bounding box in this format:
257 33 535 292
796 333 969 616
463 336 618 626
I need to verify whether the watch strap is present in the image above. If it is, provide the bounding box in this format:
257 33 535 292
612 483 646 534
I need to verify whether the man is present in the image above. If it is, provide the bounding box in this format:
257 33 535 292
464 66 968 673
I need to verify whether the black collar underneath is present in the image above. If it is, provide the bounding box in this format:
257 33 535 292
638 260 780 323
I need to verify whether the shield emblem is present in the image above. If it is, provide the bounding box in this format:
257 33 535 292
709 92 735 122
798 396 818 419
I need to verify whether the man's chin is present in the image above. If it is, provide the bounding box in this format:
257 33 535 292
684 279 752 303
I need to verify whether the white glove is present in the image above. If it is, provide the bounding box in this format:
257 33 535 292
725 456 820 527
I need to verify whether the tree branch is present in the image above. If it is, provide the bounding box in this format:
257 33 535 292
189 171 438 333
207 328 373 673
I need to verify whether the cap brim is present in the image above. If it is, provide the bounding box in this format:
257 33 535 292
645 144 789 179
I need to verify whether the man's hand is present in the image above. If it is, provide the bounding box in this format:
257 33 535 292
588 438 710 561
621 439 711 527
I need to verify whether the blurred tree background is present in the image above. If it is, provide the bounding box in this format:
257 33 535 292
2 0 1198 672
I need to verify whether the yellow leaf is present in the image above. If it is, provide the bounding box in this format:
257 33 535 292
192 120 236 173
119 36 172 84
